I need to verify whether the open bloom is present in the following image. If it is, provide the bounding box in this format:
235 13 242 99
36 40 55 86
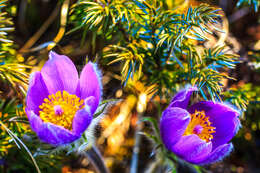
25 51 102 146
160 86 241 165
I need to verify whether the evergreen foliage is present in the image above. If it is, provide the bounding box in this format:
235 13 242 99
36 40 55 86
0 0 259 172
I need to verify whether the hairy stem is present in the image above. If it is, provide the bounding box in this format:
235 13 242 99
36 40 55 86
130 93 147 173
84 145 110 173
130 114 142 173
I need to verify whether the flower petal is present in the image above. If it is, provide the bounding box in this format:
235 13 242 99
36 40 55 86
160 107 191 151
27 110 43 133
72 100 92 135
172 134 212 164
37 122 80 146
77 62 102 113
188 101 240 149
26 72 49 115
169 86 197 109
197 143 233 165
41 51 79 94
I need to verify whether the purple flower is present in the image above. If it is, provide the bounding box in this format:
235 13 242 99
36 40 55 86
25 51 102 146
160 86 241 165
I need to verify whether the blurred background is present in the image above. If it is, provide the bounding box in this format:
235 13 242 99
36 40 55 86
0 0 260 172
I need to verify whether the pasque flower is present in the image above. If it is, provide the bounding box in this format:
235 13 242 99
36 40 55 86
25 51 102 146
160 86 241 165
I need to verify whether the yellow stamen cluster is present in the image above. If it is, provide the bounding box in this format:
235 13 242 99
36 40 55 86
184 110 216 142
39 91 84 130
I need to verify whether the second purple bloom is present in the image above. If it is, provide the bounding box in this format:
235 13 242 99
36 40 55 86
160 86 241 165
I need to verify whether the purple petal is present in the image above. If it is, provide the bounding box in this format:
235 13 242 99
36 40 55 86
172 134 212 164
188 101 240 149
169 86 197 109
27 110 43 133
197 143 233 165
37 122 80 146
41 51 79 94
160 107 190 151
26 72 49 115
72 101 92 135
77 62 102 113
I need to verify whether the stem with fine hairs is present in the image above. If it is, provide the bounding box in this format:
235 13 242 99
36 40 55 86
83 145 110 173
130 111 143 173
130 93 147 173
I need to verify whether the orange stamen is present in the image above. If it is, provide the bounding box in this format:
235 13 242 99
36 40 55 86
39 91 84 130
183 110 216 142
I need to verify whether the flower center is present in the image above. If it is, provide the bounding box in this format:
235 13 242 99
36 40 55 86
39 91 84 130
54 105 63 115
183 110 216 142
193 125 203 134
